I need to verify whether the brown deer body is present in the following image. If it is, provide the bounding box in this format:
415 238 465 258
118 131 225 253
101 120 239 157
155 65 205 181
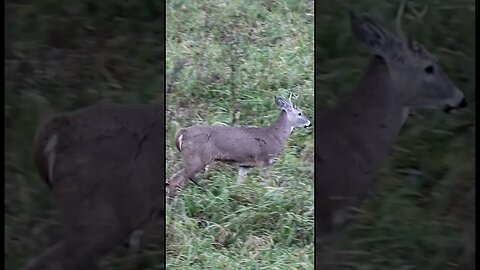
315 3 467 243
23 104 165 270
167 96 312 200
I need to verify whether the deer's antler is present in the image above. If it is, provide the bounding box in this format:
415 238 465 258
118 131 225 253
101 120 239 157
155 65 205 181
395 0 407 40
396 0 428 51
405 2 429 51
407 2 428 23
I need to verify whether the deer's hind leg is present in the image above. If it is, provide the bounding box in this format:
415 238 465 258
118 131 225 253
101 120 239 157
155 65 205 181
258 158 277 186
54 164 163 269
166 169 186 201
168 152 212 200
182 152 212 183
55 188 130 270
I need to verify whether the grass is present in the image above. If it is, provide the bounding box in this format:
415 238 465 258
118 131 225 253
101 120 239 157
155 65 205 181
316 0 475 269
166 0 314 269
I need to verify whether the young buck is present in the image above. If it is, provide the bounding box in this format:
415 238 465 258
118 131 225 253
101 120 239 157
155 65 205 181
166 95 312 200
22 104 165 270
315 2 467 242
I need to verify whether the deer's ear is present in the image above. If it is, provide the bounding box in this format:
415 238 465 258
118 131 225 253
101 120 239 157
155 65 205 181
275 97 289 109
350 12 394 57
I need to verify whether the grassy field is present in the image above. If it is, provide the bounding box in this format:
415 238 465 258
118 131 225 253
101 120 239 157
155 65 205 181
165 0 314 269
316 0 475 269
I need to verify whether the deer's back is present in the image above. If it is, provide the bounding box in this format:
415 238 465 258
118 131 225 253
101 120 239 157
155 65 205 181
180 125 283 162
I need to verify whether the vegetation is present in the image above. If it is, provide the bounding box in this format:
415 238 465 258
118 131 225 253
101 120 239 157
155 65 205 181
316 0 475 269
166 0 314 269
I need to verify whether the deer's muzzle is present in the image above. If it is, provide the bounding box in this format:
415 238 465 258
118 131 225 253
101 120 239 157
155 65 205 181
443 98 467 114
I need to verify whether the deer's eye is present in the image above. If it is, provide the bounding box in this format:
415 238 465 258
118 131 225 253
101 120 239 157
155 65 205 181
424 65 434 74
298 112 302 116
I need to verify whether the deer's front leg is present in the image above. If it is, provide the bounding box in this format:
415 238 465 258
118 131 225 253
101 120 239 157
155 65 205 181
258 156 278 186
237 166 252 184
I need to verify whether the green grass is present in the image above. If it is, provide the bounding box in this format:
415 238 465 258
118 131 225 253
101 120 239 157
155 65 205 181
166 0 314 268
316 1 475 269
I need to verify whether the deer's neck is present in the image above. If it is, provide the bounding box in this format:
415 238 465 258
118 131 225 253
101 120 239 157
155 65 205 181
351 56 402 103
347 56 405 124
330 56 405 170
268 110 293 147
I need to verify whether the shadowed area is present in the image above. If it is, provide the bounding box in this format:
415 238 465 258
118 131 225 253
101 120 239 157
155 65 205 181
315 0 475 269
5 1 166 269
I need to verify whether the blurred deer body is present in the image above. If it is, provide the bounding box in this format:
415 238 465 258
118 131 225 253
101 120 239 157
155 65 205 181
316 2 466 238
167 96 312 200
23 104 165 270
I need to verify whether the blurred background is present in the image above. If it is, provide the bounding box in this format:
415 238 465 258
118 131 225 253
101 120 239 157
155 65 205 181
5 1 165 269
316 0 475 269
165 0 314 269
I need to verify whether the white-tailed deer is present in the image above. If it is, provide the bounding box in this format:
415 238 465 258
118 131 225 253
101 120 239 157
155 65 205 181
166 95 312 200
315 2 467 242
22 104 165 270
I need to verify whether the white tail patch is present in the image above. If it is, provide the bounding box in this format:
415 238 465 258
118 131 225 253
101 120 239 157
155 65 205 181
44 134 58 185
177 134 183 151
401 107 410 125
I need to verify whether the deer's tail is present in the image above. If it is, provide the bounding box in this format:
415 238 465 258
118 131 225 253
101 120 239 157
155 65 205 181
174 128 186 152
33 118 62 188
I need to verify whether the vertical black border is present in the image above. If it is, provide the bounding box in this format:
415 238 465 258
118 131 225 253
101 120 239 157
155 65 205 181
473 0 478 266
313 0 318 268
163 0 167 269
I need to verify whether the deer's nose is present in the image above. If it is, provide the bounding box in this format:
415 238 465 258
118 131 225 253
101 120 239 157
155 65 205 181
458 98 467 108
444 98 468 113
305 123 312 128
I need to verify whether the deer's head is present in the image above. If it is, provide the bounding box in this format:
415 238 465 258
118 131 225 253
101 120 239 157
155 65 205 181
350 1 466 113
275 95 312 128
